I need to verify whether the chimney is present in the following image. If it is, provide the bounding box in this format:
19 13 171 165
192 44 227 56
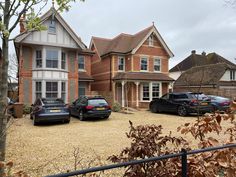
202 51 206 56
19 14 26 33
191 50 196 54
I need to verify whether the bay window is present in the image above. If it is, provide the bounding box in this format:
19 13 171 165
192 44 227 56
35 50 42 68
46 50 58 68
46 82 58 98
35 81 42 98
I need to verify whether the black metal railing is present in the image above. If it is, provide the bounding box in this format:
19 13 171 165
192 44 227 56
46 143 236 177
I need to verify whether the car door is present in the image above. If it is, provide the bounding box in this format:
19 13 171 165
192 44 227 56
74 98 87 116
158 94 175 112
70 98 80 116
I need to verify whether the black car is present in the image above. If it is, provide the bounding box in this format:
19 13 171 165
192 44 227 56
30 98 70 125
149 92 213 116
207 95 231 111
69 96 111 121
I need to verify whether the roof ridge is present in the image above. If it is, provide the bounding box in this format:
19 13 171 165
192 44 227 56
92 36 112 41
134 25 153 36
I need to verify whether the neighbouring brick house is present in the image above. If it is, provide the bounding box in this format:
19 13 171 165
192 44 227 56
169 50 236 80
14 7 94 104
90 25 174 108
172 53 236 98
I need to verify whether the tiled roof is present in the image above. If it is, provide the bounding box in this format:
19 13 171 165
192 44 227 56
174 63 236 86
170 52 236 72
113 72 174 82
92 26 152 57
92 25 173 57
79 72 94 81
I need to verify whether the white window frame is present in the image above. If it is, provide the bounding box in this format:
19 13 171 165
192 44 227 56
61 51 66 70
35 50 42 68
78 55 85 71
154 58 161 72
140 57 149 71
46 49 59 69
118 56 125 71
152 82 160 99
35 81 42 99
230 70 235 80
46 81 58 98
141 82 162 101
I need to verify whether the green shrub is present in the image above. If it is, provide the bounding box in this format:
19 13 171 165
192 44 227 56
112 102 121 112
23 104 32 114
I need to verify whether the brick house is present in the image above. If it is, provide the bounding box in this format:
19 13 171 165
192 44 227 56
14 8 94 104
170 50 236 98
174 63 236 99
169 50 236 80
90 25 174 108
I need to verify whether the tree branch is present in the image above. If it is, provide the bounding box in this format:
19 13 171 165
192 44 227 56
9 0 21 18
0 2 4 10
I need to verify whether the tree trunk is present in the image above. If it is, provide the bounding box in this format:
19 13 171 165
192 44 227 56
0 0 10 161
0 37 9 161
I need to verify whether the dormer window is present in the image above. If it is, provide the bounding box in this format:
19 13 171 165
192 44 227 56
148 35 153 46
48 19 56 34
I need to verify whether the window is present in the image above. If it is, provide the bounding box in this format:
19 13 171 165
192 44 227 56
48 20 56 34
230 70 235 80
35 50 42 68
61 82 66 101
142 83 150 101
46 50 58 68
78 56 85 70
152 83 160 99
46 82 58 98
118 57 125 71
61 52 66 69
148 35 153 46
140 57 148 71
35 82 42 99
154 58 161 72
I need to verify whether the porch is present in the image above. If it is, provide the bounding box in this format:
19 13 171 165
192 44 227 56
112 72 174 108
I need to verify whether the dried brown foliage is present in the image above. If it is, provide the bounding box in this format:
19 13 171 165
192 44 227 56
0 161 29 177
109 109 236 177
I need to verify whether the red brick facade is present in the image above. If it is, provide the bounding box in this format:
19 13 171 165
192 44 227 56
90 25 174 108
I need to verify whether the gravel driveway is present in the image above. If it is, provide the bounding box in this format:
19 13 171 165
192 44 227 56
5 110 224 176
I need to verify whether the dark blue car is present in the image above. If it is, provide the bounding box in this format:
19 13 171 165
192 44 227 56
207 95 231 111
30 98 70 125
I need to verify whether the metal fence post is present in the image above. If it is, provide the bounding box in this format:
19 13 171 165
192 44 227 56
181 149 187 177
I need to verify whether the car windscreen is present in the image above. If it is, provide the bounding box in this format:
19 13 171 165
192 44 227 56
42 99 64 105
88 99 108 106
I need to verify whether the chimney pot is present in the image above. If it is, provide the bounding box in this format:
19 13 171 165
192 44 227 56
191 50 196 54
202 51 206 56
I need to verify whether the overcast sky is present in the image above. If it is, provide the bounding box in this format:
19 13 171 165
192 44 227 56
10 0 236 68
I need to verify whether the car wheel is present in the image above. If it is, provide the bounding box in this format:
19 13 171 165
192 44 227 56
103 116 109 119
150 104 159 113
177 106 188 116
79 111 85 121
64 118 71 123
